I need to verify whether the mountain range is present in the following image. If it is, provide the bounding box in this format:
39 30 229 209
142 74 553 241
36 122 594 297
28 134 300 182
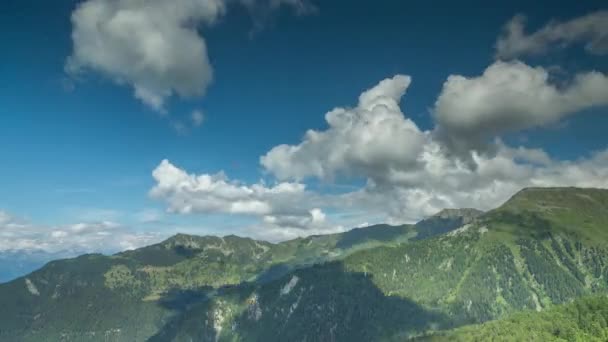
2 187 608 341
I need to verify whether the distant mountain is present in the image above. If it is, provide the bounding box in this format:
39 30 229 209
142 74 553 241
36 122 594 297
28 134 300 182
2 187 608 341
0 208 477 285
0 250 84 283
0 252 48 283
0 212 464 341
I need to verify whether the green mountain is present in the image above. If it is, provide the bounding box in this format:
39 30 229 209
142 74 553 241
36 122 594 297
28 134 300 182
422 295 608 341
0 210 473 341
143 187 608 341
2 187 608 341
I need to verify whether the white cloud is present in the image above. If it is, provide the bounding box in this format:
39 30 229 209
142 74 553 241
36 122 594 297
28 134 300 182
257 73 608 230
66 0 315 111
150 140 608 240
0 212 161 254
66 0 225 111
151 159 300 215
496 11 608 59
261 75 426 181
0 217 162 282
151 65 608 239
149 147 608 239
150 160 338 236
345 142 608 224
433 61 608 153
191 110 205 127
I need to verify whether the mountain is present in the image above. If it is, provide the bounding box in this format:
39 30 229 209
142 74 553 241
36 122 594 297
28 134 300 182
422 295 608 341
0 207 477 285
143 187 608 341
1 187 608 341
0 212 471 341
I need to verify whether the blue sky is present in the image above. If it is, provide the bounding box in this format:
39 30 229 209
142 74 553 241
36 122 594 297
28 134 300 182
1 0 608 279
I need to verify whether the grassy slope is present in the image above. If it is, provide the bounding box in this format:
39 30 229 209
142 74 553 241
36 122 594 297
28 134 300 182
422 295 608 341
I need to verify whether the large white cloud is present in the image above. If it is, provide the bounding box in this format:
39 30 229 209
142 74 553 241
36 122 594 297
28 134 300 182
434 61 608 153
149 159 336 238
496 11 608 59
255 73 608 229
149 63 608 239
150 144 608 239
341 143 608 224
67 0 225 111
261 75 427 181
151 159 304 215
67 0 313 111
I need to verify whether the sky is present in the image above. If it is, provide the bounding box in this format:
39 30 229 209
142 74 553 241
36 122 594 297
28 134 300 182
1 0 608 279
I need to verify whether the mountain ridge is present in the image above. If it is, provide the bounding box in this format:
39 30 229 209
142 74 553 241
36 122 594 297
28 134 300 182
2 187 608 341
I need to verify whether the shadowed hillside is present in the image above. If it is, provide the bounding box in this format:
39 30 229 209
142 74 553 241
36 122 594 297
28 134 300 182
149 263 448 342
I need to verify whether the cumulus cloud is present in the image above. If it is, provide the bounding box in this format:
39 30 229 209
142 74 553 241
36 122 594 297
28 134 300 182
151 65 608 239
256 74 608 229
66 0 225 111
149 159 337 237
434 61 608 153
66 0 314 111
150 146 608 240
151 159 302 215
340 143 608 224
261 75 427 181
496 11 608 59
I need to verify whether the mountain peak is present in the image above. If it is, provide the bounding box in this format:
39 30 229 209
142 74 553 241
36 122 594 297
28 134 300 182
161 233 200 244
432 208 484 221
